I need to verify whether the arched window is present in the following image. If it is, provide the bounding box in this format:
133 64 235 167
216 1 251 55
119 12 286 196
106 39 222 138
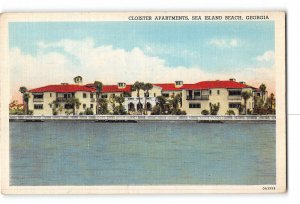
128 103 135 111
146 102 152 111
137 103 143 111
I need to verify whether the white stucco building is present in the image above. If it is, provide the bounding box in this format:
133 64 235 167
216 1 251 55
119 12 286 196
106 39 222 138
27 78 261 115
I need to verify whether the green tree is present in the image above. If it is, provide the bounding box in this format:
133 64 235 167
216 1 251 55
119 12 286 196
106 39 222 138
156 95 167 114
132 81 145 114
84 108 94 115
19 86 30 115
94 81 103 114
209 103 220 115
142 83 153 114
66 97 81 115
50 99 64 115
109 94 116 113
169 93 182 115
113 95 126 115
241 91 252 115
98 98 109 114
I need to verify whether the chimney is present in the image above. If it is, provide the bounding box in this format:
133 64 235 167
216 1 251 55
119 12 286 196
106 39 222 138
229 78 236 82
61 83 69 85
118 82 126 89
74 76 83 85
239 81 246 84
175 80 183 88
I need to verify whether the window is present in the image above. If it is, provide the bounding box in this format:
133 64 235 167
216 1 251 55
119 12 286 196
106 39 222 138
50 93 52 97
90 93 94 98
229 103 241 108
83 104 86 109
209 90 212 95
63 93 72 98
162 93 169 97
64 104 73 109
228 90 242 96
34 104 43 109
217 90 220 95
194 91 201 96
83 93 87 98
90 104 94 109
49 104 52 108
101 94 108 99
154 93 156 97
33 94 43 99
189 103 201 108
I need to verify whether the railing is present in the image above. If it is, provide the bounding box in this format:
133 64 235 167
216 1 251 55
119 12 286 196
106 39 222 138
228 96 242 100
56 97 68 102
33 98 44 102
90 98 96 102
9 115 276 121
186 95 209 100
125 97 157 102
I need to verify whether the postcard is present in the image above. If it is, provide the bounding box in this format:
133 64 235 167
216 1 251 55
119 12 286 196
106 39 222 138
0 12 286 194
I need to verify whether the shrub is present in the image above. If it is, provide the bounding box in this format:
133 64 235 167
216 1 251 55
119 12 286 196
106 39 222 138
151 105 161 115
201 109 209 115
84 108 94 115
225 110 235 115
209 103 220 115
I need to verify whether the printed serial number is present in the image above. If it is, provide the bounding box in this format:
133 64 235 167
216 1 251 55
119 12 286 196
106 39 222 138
262 186 276 190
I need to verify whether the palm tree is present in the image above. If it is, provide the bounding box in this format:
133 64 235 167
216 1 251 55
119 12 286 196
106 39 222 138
19 86 29 115
66 97 81 115
114 95 126 115
132 81 144 114
98 98 109 114
142 83 153 115
259 83 267 101
241 91 252 115
270 93 275 109
94 81 103 115
169 93 181 114
156 96 167 114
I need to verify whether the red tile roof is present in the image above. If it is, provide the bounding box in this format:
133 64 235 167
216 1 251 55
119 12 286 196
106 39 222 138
29 84 96 93
102 85 132 93
194 80 252 90
154 83 184 91
29 80 255 93
86 84 132 93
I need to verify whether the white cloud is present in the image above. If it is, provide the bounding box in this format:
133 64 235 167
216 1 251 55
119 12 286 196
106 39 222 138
209 38 239 48
255 50 275 63
10 38 276 101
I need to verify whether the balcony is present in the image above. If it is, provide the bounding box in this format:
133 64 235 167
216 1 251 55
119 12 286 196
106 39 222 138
33 98 44 102
228 95 242 100
56 97 68 102
90 98 96 102
186 95 209 100
125 97 157 102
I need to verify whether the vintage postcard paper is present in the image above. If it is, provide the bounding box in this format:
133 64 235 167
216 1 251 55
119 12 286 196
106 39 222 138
0 12 286 194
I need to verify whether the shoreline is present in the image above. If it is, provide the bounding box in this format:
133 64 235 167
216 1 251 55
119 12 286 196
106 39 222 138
9 115 276 122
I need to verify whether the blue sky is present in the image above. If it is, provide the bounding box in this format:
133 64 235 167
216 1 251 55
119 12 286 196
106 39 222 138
10 21 274 72
9 21 275 100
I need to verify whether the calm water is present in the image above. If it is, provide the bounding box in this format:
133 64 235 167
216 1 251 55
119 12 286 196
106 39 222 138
10 121 276 185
